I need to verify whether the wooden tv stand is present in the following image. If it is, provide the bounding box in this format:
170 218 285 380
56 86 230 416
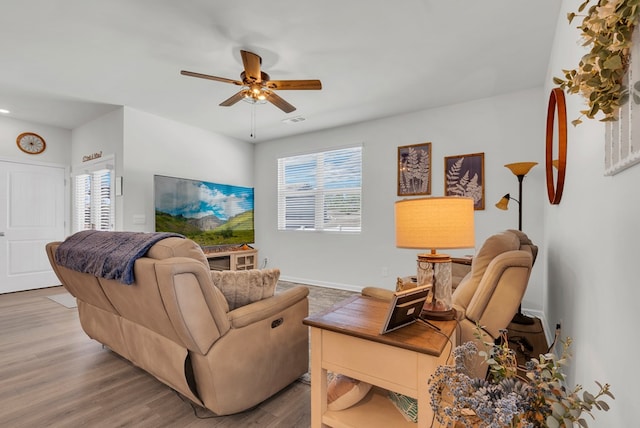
203 247 258 271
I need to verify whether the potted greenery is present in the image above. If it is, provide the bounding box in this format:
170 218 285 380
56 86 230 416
554 0 639 125
428 329 614 427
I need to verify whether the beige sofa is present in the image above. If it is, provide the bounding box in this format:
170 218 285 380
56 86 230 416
46 235 309 415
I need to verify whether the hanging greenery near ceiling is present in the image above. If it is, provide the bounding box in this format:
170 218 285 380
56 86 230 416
554 0 640 125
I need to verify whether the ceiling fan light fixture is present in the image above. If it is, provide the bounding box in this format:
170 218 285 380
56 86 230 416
241 87 268 105
181 49 321 114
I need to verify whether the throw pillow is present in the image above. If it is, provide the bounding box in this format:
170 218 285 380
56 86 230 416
210 268 279 310
327 374 372 411
387 390 418 423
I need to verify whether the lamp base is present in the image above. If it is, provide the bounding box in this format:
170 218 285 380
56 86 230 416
420 308 456 321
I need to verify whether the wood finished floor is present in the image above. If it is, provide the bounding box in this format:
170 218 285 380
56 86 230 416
0 284 355 428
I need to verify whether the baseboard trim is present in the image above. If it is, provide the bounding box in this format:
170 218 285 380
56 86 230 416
521 308 553 347
279 275 363 293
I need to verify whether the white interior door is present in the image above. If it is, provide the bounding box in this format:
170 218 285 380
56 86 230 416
0 161 66 293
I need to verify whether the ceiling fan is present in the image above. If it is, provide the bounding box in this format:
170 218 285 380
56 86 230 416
180 50 322 113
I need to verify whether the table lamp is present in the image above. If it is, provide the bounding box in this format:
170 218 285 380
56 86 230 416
395 197 475 320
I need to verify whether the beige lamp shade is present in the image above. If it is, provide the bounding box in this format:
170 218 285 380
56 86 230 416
395 197 475 250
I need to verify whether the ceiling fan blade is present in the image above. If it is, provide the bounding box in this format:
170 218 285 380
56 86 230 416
219 90 247 107
241 50 262 82
264 91 296 113
266 79 322 90
181 70 243 86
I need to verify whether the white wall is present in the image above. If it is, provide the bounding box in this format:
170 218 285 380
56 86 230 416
255 88 547 311
121 107 254 232
541 1 637 426
0 116 71 165
71 108 124 167
72 108 124 229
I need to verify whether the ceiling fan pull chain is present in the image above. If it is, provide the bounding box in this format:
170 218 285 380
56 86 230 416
250 103 256 139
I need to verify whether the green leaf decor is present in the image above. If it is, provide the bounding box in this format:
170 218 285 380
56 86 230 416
554 0 640 125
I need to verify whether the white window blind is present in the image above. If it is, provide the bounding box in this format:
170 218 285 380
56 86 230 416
73 168 114 232
277 146 362 232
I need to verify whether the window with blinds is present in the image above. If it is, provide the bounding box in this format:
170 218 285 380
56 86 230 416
277 145 362 232
73 168 114 232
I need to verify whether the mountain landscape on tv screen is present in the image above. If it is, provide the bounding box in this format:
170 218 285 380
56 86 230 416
154 175 254 246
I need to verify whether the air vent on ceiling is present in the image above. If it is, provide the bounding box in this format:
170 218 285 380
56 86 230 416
282 116 306 124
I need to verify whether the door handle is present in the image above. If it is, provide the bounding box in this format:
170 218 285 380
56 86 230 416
0 232 4 236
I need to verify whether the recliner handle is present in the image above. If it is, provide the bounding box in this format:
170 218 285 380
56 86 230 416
271 317 284 328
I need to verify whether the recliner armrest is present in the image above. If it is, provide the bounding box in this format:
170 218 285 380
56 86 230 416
361 286 394 301
227 286 309 328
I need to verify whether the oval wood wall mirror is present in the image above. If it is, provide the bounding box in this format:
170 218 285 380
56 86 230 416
545 88 567 204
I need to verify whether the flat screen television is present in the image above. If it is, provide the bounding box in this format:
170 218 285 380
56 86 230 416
154 174 254 247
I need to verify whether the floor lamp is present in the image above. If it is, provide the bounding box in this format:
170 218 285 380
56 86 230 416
495 161 537 325
395 197 475 320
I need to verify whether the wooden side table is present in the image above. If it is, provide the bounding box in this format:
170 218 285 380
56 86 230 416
303 295 457 428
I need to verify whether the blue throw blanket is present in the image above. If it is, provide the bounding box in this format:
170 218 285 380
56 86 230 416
55 230 184 285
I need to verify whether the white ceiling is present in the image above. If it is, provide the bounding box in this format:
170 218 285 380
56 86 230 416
0 1 562 143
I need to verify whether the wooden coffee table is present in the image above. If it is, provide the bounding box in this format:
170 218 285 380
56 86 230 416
303 295 457 428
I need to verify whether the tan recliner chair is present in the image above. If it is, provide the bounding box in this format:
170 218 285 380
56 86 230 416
46 236 309 416
451 229 536 377
363 230 536 378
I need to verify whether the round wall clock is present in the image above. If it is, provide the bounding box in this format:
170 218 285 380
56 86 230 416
16 132 46 155
545 88 567 204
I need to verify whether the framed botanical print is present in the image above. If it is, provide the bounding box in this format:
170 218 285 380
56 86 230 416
444 152 485 210
398 143 432 196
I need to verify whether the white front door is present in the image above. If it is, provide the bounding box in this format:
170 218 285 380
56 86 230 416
0 161 66 293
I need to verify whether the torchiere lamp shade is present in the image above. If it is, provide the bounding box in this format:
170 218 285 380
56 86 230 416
505 162 538 177
395 197 475 250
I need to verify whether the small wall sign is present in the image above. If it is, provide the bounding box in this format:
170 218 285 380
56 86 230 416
82 151 103 162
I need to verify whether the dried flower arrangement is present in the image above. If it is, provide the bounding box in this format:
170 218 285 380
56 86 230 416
554 0 639 125
428 329 614 428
